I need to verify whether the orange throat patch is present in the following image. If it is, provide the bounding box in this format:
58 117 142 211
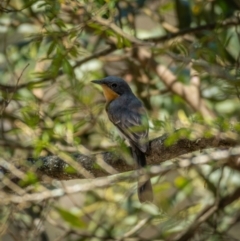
101 84 119 102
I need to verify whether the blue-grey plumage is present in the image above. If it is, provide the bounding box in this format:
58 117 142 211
92 76 153 203
107 92 149 153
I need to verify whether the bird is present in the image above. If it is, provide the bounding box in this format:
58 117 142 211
92 76 153 203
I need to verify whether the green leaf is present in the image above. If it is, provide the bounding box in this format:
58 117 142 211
174 176 189 189
152 119 166 131
176 43 188 56
116 35 123 49
122 37 131 48
64 165 77 174
69 46 78 58
47 41 57 56
56 207 86 228
62 58 74 77
50 52 63 76
161 1 174 12
164 129 191 146
19 172 38 187
141 203 159 216
234 123 240 132
55 19 66 29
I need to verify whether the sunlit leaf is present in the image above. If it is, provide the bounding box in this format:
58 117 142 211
56 207 86 228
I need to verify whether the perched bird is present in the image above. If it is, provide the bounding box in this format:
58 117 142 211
92 76 153 202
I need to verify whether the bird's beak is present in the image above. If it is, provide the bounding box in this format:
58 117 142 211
91 80 103 85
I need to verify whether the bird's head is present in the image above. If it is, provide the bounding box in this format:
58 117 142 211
92 76 132 102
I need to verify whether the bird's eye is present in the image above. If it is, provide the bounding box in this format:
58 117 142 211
111 83 117 88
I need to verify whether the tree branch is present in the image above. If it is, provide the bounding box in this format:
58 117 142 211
23 134 238 181
143 17 240 43
2 144 240 205
171 185 240 241
135 48 216 117
0 46 116 93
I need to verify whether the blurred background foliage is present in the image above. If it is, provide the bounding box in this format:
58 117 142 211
1 0 240 240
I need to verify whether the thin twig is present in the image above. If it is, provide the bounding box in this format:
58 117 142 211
0 63 29 114
0 46 115 93
171 186 240 241
143 17 240 43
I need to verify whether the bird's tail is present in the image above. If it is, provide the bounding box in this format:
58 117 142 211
132 147 153 203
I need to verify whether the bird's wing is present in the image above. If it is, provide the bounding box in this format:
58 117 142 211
109 106 149 153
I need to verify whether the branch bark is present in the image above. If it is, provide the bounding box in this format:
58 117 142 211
2 146 240 205
23 134 238 181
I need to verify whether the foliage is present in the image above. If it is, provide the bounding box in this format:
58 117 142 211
1 0 240 240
